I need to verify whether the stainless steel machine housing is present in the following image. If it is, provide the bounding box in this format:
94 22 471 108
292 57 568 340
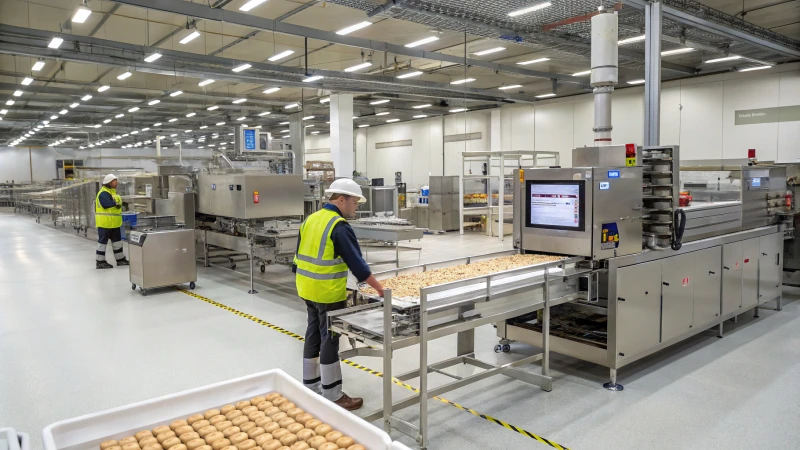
197 173 304 219
128 227 197 294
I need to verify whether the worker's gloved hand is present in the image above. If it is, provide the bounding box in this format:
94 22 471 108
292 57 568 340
122 202 129 211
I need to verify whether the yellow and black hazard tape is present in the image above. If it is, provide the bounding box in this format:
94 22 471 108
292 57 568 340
178 289 569 450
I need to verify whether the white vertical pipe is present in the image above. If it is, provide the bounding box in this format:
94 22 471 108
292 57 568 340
590 9 618 146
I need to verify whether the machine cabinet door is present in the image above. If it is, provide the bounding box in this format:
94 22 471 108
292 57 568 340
661 253 696 342
759 234 782 304
615 261 663 358
741 238 760 309
693 247 722 327
722 242 744 316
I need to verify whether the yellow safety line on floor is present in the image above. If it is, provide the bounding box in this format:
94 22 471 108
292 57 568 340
178 289 569 450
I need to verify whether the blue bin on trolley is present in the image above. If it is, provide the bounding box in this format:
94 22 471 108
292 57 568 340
121 212 138 241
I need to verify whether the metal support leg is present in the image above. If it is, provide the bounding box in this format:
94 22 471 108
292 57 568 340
604 368 624 391
418 292 429 449
395 241 400 268
382 289 393 434
457 305 475 357
717 321 724 338
248 240 258 294
754 306 759 318
541 273 551 382
203 231 210 268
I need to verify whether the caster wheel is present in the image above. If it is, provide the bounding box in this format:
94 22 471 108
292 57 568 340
131 283 136 290
189 282 196 290
141 289 148 296
260 265 266 273
231 264 237 270
502 344 511 353
494 344 502 353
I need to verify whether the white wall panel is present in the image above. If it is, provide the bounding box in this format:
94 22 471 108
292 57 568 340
722 73 781 161
612 90 644 146
508 105 535 151
660 85 682 146
778 71 800 163
572 99 594 150
679 81 724 160
536 102 575 167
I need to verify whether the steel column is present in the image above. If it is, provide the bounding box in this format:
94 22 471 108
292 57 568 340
644 0 662 147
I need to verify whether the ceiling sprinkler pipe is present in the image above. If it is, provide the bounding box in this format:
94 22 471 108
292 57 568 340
591 8 618 146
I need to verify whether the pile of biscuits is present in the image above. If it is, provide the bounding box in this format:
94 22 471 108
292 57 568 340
361 253 564 298
98 392 365 450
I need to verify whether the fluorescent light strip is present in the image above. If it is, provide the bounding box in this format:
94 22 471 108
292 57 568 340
128 107 139 112
285 103 299 109
232 63 252 72
498 84 522 90
370 99 390 105
618 35 645 45
449 108 468 113
413 115 427 119
303 116 315 120
386 119 400 123
405 36 439 48
13 90 22 97
661 48 695 56
358 124 370 128
72 6 92 23
705 55 742 63
375 112 390 116
117 71 132 80
345 62 372 72
70 103 79 108
336 21 371 35
81 95 92 101
32 61 45 71
320 97 330 104
232 98 247 104
186 112 196 117
572 70 591 76
303 75 323 82
179 30 200 45
239 0 267 11
535 93 556 98
474 47 505 56
451 78 475 85
198 79 214 87
263 87 280 94
169 118 178 122
739 65 772 72
237 117 247 121
216 122 226 126
148 99 160 105
412 104 431 109
268 50 294 62
170 91 183 97
508 2 551 17
144 52 162 62
97 85 110 92
207 105 219 111
258 111 271 116
397 71 423 79
627 79 646 85
48 37 63 49
517 57 549 65
21 77 33 85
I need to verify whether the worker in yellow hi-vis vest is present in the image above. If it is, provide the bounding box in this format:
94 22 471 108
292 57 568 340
94 174 129 269
294 178 384 411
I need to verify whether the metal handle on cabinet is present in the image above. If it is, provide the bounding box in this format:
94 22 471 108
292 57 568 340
618 297 626 302
762 252 768 256
663 282 670 286
724 266 730 270
709 271 716 275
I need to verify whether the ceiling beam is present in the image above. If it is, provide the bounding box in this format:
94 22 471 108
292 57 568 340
108 0 589 87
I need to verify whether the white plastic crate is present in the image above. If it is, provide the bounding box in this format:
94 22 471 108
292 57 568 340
0 427 21 450
391 441 414 450
43 369 392 450
17 432 29 450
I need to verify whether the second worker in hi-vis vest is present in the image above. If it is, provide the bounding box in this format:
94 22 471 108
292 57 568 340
294 178 384 411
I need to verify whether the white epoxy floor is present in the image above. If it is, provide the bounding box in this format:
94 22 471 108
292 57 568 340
2 211 799 450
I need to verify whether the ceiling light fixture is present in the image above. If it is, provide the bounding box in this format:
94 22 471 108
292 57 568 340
179 30 201 45
59 109 67 114
207 106 219 111
412 104 431 109
386 119 400 123
345 62 372 72
285 103 299 109
237 117 247 121
13 90 23 97
21 77 33 85
449 108 468 113
627 79 646 85
618 35 645 45
517 57 549 65
263 87 281 94
498 84 522 90
375 112 390 116
115 114 124 118
358 124 370 128
128 107 140 112
661 48 695 56
232 98 247 104
216 122 226 126
258 111 271 116
186 112 196 117
451 78 475 85
320 97 331 104
48 37 64 49
397 71 423 79
336 21 371 35
141 127 150 131
303 75 323 82
302 116 315 120
170 90 183 97
239 0 268 12
535 93 556 98
199 125 208 129
413 115 428 118
153 122 162 127
169 118 178 122
508 2 551 17
311 131 320 135
232 63 252 72
97 85 110 92
144 52 162 63
405 36 439 48
117 71 132 80
268 50 294 62
474 47 505 56
738 65 772 72
705 55 742 63
572 70 591 76
32 60 45 71
279 121 290 125
370 99 390 105
81 94 92 101
148 99 160 105
198 79 214 87
49 115 58 119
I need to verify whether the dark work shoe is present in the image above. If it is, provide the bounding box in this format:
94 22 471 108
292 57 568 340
334 393 363 411
96 261 113 269
116 258 130 266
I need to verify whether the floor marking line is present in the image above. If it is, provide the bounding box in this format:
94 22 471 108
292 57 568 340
178 289 570 450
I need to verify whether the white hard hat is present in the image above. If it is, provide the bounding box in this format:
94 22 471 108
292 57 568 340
326 178 366 203
103 174 118 185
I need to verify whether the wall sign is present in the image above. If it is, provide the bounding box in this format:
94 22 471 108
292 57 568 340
735 105 800 125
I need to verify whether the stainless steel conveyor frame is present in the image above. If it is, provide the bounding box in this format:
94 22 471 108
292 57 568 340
329 251 589 450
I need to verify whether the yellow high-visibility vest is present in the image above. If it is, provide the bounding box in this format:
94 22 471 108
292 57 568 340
95 186 122 229
295 208 349 303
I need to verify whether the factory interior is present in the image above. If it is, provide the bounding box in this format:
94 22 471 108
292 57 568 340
1 0 800 449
